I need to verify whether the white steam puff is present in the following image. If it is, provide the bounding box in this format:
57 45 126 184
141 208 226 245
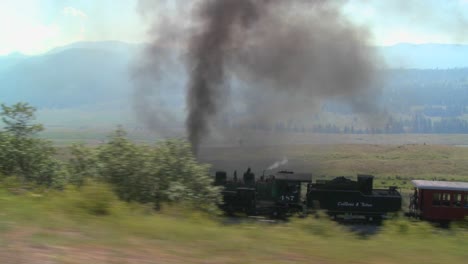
267 157 288 170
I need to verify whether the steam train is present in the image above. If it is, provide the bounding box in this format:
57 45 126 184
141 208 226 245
214 169 402 221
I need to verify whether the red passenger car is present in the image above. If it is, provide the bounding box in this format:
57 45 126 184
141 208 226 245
409 180 468 222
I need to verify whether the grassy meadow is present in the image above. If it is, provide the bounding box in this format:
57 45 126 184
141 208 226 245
0 184 466 264
46 129 468 186
51 131 468 207
198 142 468 208
199 143 468 183
4 131 462 263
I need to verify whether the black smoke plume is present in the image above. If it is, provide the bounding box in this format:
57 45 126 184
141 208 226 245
186 0 269 154
137 0 382 153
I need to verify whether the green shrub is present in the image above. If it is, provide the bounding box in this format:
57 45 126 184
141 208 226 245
289 212 346 238
52 180 120 216
379 218 434 238
0 175 24 189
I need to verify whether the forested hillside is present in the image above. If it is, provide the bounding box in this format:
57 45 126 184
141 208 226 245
2 42 468 134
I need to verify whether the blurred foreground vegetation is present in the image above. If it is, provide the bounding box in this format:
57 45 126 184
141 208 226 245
0 102 220 212
0 182 466 263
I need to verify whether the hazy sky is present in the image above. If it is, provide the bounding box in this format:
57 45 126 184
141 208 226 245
1 0 468 55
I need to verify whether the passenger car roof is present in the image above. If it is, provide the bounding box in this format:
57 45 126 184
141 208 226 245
411 180 468 191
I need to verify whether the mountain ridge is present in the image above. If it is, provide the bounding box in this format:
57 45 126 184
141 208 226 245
1 41 468 127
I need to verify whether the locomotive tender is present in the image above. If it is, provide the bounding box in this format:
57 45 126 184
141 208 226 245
308 175 401 221
214 169 402 220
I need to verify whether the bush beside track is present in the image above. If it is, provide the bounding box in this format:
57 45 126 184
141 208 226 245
0 182 466 264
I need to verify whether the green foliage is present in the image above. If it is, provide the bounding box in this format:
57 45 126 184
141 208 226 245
0 102 221 213
0 175 28 194
290 215 345 238
67 143 99 185
451 217 468 230
0 132 16 175
96 127 151 202
0 185 466 263
151 139 221 212
1 102 43 138
65 127 221 212
0 102 67 187
54 181 121 216
379 217 434 238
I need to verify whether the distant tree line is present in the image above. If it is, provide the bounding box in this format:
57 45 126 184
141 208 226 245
381 68 468 114
318 116 468 134
245 114 468 134
423 105 466 117
0 102 220 213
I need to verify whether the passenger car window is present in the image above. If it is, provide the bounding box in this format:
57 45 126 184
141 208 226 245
432 193 441 206
454 193 462 207
441 193 451 207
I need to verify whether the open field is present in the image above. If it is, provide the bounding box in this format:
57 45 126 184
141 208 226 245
199 143 468 184
0 187 466 264
199 143 468 207
47 129 468 183
40 127 163 146
41 127 468 146
52 133 468 208
50 130 468 190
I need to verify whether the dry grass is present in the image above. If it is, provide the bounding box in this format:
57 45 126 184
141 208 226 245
0 154 467 264
199 143 468 184
0 200 466 264
22 134 466 263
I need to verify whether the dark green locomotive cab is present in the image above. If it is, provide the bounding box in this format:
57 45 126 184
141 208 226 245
216 171 257 214
216 170 312 217
256 171 312 216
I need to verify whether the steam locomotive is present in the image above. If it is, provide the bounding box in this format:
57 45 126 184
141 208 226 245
214 169 402 221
